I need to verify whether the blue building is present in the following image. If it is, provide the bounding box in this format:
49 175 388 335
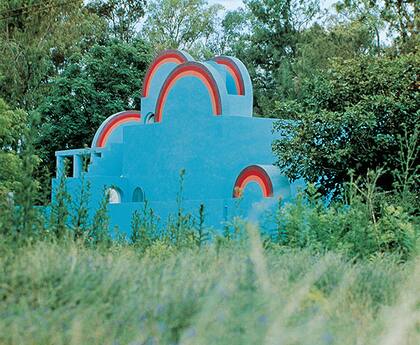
52 50 302 235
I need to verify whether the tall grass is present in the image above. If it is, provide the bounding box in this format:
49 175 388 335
0 229 418 345
0 123 418 344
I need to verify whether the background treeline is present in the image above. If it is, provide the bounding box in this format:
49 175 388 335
0 0 418 256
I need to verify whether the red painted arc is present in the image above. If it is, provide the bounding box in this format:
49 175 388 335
214 57 245 95
96 112 141 148
155 63 222 123
142 50 189 97
233 165 273 198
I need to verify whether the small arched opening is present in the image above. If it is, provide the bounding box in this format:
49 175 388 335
132 187 145 202
106 187 122 204
145 113 155 124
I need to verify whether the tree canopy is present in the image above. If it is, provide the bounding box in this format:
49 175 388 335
0 98 27 196
272 53 419 196
36 39 152 173
143 0 223 56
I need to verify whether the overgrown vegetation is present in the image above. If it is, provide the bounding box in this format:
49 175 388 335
0 0 419 343
0 231 419 345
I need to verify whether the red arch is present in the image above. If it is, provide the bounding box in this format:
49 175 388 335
233 165 273 198
154 62 222 123
95 112 141 148
142 50 190 97
214 56 245 95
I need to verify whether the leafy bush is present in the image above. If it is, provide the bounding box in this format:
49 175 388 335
0 99 28 198
274 176 418 260
273 53 419 196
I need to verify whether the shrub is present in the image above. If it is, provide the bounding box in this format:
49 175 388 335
274 174 418 260
273 53 419 197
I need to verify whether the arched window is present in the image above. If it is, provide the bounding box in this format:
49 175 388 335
106 187 122 204
145 113 155 124
132 187 145 202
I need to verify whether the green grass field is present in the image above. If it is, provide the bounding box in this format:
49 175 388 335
1 224 418 345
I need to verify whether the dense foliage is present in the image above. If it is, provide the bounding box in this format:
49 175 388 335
144 0 223 55
0 0 104 109
36 39 151 173
272 53 419 196
0 99 27 196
